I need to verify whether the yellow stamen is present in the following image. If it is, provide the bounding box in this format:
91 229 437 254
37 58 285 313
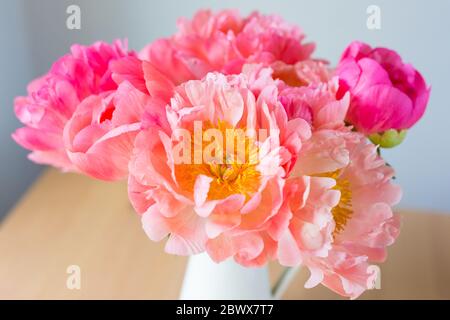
320 170 353 235
175 121 260 201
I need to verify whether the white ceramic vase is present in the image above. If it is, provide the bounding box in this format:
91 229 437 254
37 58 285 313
179 253 273 300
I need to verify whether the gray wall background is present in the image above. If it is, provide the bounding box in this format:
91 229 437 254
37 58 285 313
1 0 449 219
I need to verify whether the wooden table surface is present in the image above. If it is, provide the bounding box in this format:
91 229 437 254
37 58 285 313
0 169 449 300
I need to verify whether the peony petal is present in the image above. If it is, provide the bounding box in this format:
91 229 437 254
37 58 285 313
194 175 213 207
351 84 413 133
112 81 150 126
110 56 147 93
141 205 170 241
67 123 140 181
277 230 302 267
204 194 246 238
304 267 324 288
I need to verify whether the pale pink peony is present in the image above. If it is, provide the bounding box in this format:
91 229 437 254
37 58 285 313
139 10 315 80
13 40 134 170
128 69 311 266
276 175 339 266
278 129 402 298
337 41 430 137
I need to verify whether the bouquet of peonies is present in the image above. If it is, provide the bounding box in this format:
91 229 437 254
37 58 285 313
12 10 430 298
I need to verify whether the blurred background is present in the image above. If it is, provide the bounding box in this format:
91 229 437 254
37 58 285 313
1 0 449 220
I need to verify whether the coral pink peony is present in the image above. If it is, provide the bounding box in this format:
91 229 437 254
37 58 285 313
63 82 166 181
336 41 430 144
232 11 315 68
12 40 134 170
278 129 402 298
139 10 315 80
128 69 311 266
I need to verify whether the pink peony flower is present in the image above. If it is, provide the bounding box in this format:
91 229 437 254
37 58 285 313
139 10 315 80
63 82 166 181
128 69 311 266
169 9 243 77
336 41 430 145
278 77 350 130
12 40 134 170
276 175 339 266
233 11 315 68
278 129 402 298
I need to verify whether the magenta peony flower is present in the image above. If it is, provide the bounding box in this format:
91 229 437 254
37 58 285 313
12 40 134 170
337 41 430 147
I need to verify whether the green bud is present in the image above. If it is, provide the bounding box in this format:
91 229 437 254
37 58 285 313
369 129 407 148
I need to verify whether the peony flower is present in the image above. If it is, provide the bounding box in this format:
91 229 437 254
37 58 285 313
139 10 315 79
169 9 243 77
128 69 311 266
278 129 402 298
63 81 167 181
12 40 134 170
276 175 339 266
278 77 350 130
232 11 315 68
336 41 430 147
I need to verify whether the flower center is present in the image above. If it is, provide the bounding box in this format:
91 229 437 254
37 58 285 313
174 121 260 201
272 66 307 87
99 102 115 123
321 170 353 235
